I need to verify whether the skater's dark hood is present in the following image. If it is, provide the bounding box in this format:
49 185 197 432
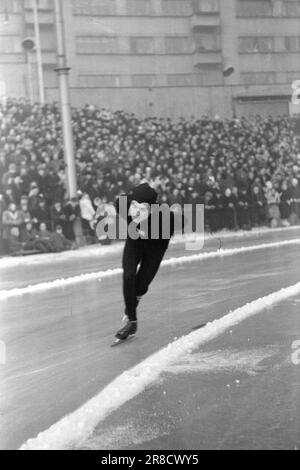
131 183 157 204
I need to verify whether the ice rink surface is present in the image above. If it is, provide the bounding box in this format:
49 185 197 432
0 228 300 450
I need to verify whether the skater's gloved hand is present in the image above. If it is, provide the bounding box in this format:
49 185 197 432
129 200 150 224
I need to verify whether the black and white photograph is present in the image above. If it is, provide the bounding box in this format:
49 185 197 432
0 0 300 453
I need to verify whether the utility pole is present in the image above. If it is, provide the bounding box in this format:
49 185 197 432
54 0 77 199
26 50 34 104
32 0 45 104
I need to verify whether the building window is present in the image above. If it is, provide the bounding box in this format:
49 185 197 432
283 1 300 16
237 0 273 17
194 32 221 51
78 75 119 87
284 37 300 52
130 37 154 54
24 0 53 9
76 37 118 54
1 0 22 13
192 0 220 14
131 75 156 87
167 74 194 86
239 37 274 53
195 69 222 85
241 72 276 85
73 0 116 15
126 0 152 15
161 0 191 16
165 37 191 54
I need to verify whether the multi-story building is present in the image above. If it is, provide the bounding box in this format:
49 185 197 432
0 0 300 118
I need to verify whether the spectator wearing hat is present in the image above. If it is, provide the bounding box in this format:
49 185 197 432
8 226 23 254
237 187 252 230
44 166 62 205
250 186 266 227
63 197 81 241
28 182 40 213
21 221 39 250
3 187 15 207
279 181 291 225
265 181 281 227
204 191 218 232
2 163 17 188
213 189 224 231
30 196 50 229
286 178 300 225
2 202 23 252
36 222 54 253
50 200 67 234
222 188 237 230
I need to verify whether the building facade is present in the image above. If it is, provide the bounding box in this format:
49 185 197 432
0 0 300 117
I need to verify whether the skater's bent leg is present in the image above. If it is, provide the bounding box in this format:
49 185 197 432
122 240 142 321
136 245 167 298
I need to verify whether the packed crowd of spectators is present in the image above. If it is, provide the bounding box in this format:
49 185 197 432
1 97 300 255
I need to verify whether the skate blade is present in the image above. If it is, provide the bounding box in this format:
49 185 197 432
111 334 136 348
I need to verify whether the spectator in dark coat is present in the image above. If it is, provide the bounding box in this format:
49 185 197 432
30 196 50 228
50 201 67 233
213 189 224 231
36 222 54 252
28 182 40 213
279 180 291 224
287 178 300 224
63 197 81 240
237 188 251 229
250 186 266 227
2 203 23 243
44 168 61 205
204 191 218 232
8 226 23 253
21 221 39 250
50 225 75 252
222 188 237 230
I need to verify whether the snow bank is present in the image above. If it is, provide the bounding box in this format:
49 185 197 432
0 243 124 269
20 280 300 450
1 238 300 302
0 238 300 301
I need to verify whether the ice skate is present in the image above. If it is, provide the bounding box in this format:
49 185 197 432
111 320 138 347
121 297 142 323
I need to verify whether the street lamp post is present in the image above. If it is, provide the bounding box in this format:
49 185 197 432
53 0 77 199
32 0 45 104
22 37 35 103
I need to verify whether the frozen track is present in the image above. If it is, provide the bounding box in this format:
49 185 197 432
0 229 300 449
85 297 300 451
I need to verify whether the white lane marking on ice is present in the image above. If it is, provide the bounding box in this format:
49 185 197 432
20 281 300 450
165 346 280 376
1 238 300 302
